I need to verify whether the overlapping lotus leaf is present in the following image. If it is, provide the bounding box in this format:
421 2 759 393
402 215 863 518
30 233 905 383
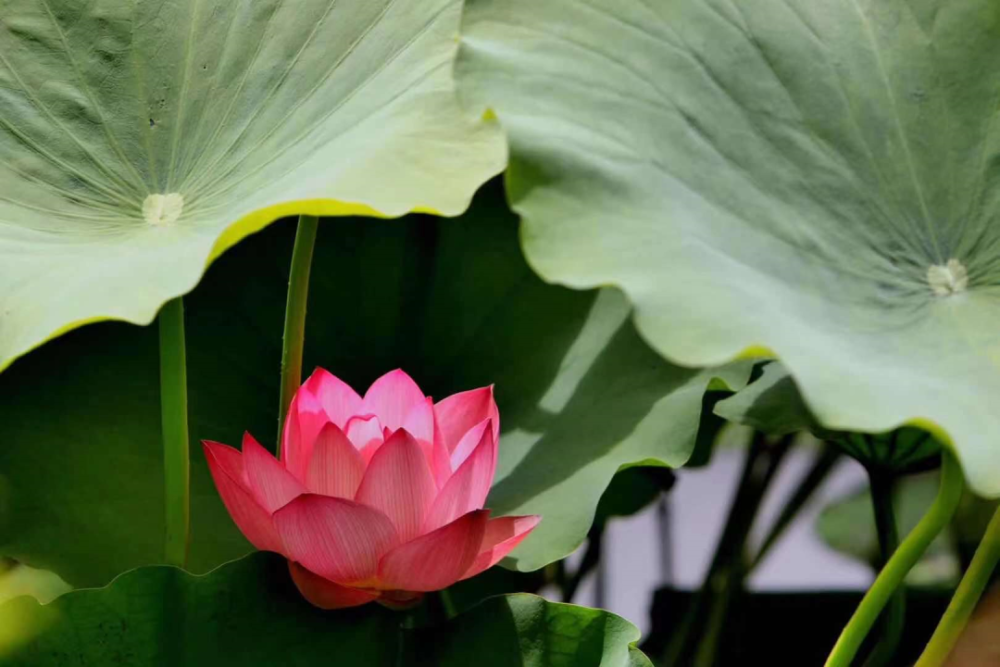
0 552 651 666
716 361 940 471
456 0 1000 494
714 362 818 437
0 0 504 372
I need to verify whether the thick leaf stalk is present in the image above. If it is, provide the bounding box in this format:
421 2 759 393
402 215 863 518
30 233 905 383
824 451 964 667
865 470 904 667
916 499 1000 666
277 215 320 454
159 297 190 567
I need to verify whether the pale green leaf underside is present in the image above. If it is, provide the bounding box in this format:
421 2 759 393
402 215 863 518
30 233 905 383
0 553 650 666
456 0 1000 495
0 0 504 372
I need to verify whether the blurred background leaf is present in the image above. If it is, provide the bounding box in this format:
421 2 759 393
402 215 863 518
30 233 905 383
816 473 958 587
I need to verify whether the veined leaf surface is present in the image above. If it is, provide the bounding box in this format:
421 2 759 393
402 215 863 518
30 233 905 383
0 0 504 372
456 0 1000 495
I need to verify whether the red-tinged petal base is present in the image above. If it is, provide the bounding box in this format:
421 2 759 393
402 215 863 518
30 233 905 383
289 561 380 610
376 590 425 611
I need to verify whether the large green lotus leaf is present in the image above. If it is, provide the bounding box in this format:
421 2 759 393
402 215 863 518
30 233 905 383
0 552 649 666
456 0 1000 495
0 0 504 374
0 182 748 586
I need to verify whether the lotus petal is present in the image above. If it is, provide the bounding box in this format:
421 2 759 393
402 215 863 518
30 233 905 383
355 429 437 542
378 509 488 591
363 369 427 432
242 433 306 512
304 423 366 499
202 441 283 553
273 494 398 584
423 424 495 533
287 561 379 610
302 369 363 430
461 515 541 581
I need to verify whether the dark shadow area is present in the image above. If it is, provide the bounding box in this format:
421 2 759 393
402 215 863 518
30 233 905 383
645 587 951 666
487 318 700 515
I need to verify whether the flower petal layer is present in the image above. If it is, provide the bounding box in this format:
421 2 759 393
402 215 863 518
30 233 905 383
378 509 489 592
422 425 495 533
363 369 427 431
402 396 435 458
461 515 541 581
433 386 499 455
345 414 384 462
202 441 283 553
355 429 437 542
449 418 493 472
282 388 330 480
274 494 399 584
305 423 366 499
242 433 307 512
302 368 363 429
288 561 380 610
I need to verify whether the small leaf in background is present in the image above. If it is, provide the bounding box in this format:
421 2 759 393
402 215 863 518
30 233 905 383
0 552 650 667
456 0 1000 496
816 473 959 587
0 0 504 373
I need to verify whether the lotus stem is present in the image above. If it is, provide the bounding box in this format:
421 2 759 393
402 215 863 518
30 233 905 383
824 450 964 667
865 469 905 667
915 499 1000 666
277 214 320 456
439 589 458 619
159 297 190 568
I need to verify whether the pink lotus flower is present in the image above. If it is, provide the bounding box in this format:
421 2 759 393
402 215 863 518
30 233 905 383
203 368 540 609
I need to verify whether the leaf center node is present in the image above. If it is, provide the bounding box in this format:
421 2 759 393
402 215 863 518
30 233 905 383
143 194 184 227
927 259 968 297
